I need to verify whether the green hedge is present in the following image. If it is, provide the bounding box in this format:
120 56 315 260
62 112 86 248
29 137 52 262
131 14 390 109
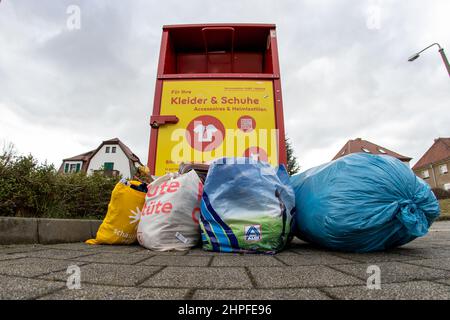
0 148 119 219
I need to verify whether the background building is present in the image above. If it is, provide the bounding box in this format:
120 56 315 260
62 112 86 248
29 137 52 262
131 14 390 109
59 138 142 178
412 138 450 191
332 138 412 164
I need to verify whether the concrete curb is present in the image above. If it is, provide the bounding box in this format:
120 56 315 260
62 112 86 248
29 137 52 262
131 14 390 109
0 217 102 245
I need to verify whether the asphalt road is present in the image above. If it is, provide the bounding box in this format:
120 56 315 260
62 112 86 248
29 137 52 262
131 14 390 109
1 221 449 300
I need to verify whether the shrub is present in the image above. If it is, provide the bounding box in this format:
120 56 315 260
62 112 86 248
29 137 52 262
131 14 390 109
432 188 450 200
0 146 119 219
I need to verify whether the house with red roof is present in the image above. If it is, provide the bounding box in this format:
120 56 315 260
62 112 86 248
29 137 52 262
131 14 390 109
332 138 412 163
58 138 143 178
412 138 450 190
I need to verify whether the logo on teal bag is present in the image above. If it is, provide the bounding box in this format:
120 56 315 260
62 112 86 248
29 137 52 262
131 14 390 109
245 225 262 242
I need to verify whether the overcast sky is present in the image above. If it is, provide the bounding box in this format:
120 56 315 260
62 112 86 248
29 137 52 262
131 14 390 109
0 0 448 171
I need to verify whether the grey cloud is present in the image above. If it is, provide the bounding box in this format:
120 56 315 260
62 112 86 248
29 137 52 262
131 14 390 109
0 0 448 170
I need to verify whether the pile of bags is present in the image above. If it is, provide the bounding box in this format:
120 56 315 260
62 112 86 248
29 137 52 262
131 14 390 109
87 158 295 253
290 153 440 252
87 153 440 253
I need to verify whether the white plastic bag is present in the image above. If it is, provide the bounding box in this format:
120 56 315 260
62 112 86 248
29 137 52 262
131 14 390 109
137 170 203 251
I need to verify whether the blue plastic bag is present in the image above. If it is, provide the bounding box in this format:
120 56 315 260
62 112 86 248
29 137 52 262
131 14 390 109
290 153 440 252
200 157 295 253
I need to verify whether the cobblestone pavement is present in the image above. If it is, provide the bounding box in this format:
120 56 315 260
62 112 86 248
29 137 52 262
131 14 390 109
1 221 450 300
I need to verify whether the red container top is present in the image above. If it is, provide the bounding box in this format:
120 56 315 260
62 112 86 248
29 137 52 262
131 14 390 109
157 23 280 78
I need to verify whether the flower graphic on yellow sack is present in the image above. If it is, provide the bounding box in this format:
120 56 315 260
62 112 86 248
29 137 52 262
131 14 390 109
129 206 142 228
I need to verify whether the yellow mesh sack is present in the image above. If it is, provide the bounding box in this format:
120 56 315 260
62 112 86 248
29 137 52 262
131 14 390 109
85 180 146 245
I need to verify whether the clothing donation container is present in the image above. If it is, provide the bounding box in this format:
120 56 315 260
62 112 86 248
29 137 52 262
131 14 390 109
148 24 286 175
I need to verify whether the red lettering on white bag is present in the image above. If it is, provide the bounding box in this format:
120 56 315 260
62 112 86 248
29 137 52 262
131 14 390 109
142 200 173 215
197 182 203 201
146 181 181 198
143 179 202 219
191 207 200 224
143 180 181 215
191 182 204 224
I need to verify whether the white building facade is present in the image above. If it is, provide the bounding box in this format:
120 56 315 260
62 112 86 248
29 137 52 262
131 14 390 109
59 138 142 179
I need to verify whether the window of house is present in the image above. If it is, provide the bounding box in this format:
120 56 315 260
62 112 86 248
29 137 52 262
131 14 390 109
378 148 387 154
361 147 371 153
105 147 110 153
65 162 81 173
422 170 430 179
444 183 450 191
112 147 116 153
439 164 448 174
104 162 114 171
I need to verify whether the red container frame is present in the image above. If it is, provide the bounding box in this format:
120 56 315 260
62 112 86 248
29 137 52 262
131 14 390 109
147 24 286 174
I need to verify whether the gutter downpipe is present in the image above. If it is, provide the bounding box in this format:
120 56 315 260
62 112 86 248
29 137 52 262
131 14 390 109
430 164 437 188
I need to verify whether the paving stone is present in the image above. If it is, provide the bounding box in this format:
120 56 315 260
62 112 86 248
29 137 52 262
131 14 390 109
46 243 142 253
211 255 284 267
249 266 363 288
40 263 161 287
0 253 27 261
44 243 98 251
192 288 330 300
277 254 355 266
331 252 422 263
82 245 143 254
434 278 450 286
140 267 252 289
403 258 450 271
72 252 153 265
412 234 450 241
287 242 339 255
0 275 65 300
24 249 94 260
396 242 438 249
273 250 301 256
138 255 210 267
427 231 450 239
39 284 188 300
0 258 85 277
0 244 46 254
322 281 450 300
74 244 143 254
0 221 449 299
136 249 189 256
394 248 450 259
185 248 237 256
332 262 450 283
430 221 450 231
424 241 450 247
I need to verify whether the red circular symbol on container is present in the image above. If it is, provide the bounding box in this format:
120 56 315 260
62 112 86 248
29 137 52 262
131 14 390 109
243 147 268 162
237 115 256 133
186 115 225 152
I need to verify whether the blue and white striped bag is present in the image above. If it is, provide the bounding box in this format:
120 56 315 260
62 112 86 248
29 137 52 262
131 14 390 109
199 157 295 253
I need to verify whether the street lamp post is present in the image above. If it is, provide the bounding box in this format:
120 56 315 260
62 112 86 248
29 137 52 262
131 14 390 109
408 43 450 77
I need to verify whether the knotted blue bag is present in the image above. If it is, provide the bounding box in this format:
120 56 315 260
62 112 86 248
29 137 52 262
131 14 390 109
290 153 440 252
200 157 295 253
